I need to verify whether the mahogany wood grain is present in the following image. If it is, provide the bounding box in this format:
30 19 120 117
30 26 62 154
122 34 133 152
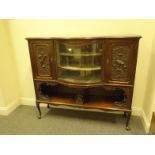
27 37 141 129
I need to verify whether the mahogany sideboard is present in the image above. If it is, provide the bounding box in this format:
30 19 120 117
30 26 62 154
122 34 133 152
27 36 141 130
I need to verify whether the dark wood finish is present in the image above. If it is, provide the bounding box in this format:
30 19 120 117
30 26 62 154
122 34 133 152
125 111 131 130
36 101 41 119
104 38 139 85
47 104 50 108
27 37 141 130
37 97 131 112
26 36 141 40
28 39 54 79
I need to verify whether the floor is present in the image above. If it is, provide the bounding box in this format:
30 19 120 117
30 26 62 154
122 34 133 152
0 105 146 135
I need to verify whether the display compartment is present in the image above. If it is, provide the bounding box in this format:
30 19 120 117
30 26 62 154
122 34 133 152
36 82 127 110
58 68 101 83
55 40 103 83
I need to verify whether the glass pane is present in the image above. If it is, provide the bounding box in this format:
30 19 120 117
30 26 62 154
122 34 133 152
56 41 102 83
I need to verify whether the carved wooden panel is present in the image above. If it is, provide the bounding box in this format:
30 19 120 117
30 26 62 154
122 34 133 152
111 46 129 80
35 81 49 100
35 45 50 76
35 81 57 100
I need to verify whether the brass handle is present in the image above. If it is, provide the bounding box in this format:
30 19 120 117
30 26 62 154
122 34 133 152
51 58 53 63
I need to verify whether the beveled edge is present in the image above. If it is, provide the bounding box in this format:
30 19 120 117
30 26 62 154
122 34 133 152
25 36 142 40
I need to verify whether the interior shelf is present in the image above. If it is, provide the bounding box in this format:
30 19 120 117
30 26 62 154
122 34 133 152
59 66 101 71
58 77 101 83
37 82 128 111
37 96 129 112
59 53 101 56
57 42 102 83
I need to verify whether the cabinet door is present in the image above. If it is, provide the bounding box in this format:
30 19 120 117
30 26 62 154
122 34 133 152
55 39 104 84
28 40 54 79
105 39 139 84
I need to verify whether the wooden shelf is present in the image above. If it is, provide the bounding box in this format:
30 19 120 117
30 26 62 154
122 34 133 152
59 66 101 71
59 53 101 56
34 78 133 88
37 96 130 112
58 77 101 83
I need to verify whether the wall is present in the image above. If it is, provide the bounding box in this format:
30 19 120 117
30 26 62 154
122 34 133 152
0 20 20 114
142 26 155 123
3 19 155 131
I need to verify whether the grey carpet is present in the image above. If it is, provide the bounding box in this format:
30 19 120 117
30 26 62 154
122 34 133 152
0 105 145 135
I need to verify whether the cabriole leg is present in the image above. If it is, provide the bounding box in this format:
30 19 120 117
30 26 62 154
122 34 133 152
125 111 131 130
124 111 127 117
47 103 50 108
36 102 41 119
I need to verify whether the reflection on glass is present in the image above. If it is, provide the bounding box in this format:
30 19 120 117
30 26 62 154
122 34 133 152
56 41 102 83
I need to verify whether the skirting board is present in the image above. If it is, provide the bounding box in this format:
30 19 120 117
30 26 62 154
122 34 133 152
0 99 20 116
140 110 150 133
21 97 150 133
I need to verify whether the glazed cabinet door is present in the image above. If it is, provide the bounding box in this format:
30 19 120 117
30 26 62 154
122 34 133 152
28 40 54 79
54 39 104 84
105 38 139 85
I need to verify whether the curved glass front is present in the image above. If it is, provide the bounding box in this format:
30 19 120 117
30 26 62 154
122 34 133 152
56 40 102 83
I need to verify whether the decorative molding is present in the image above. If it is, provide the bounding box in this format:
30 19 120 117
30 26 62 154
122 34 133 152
35 81 57 100
0 99 20 115
75 94 84 104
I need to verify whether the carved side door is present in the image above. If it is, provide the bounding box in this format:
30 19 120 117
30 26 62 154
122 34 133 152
105 38 139 85
28 39 54 79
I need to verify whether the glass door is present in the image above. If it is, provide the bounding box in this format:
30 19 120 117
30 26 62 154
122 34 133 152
55 40 103 83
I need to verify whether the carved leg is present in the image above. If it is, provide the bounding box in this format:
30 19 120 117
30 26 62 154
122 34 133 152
125 112 131 130
47 103 50 108
124 111 127 118
36 102 41 119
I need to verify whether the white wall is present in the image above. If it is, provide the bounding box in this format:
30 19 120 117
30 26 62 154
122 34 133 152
142 26 155 121
0 20 20 114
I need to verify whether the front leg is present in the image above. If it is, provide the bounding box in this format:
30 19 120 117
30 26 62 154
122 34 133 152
36 102 41 119
124 111 127 117
47 103 50 108
125 111 131 130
